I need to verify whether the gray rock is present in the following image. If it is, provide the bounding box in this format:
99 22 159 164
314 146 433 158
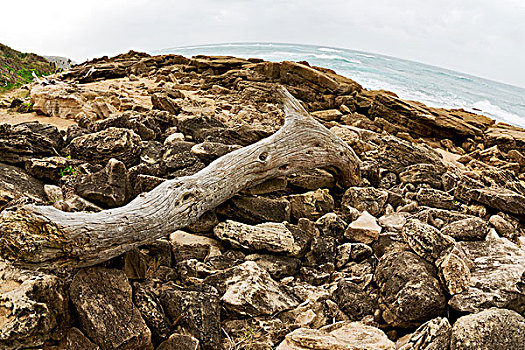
75 158 130 207
277 321 394 350
157 334 199 350
0 162 46 210
450 308 525 350
448 233 525 314
162 141 205 175
217 195 291 224
436 250 471 295
0 122 64 163
401 219 455 263
69 267 153 350
287 168 335 190
440 217 490 241
467 186 525 215
378 212 411 231
342 187 389 217
397 317 451 350
375 251 446 328
159 285 221 350
204 261 299 317
214 220 308 257
0 261 69 349
288 188 335 220
66 127 142 167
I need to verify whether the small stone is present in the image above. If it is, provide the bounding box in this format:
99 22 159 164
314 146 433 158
287 169 335 190
288 188 335 220
157 334 199 350
342 187 389 217
440 218 490 241
345 211 382 244
311 109 343 121
436 251 471 295
169 230 222 262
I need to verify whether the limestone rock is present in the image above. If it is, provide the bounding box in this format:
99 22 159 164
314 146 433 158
204 261 299 317
31 83 86 120
342 187 388 217
277 321 394 350
0 162 46 209
157 334 199 350
436 251 471 295
246 253 301 279
332 279 377 321
401 219 455 263
191 141 242 163
397 317 452 350
69 267 153 350
315 212 348 241
25 156 83 182
345 211 382 244
132 282 171 343
0 122 64 163
58 328 100 350
0 261 69 349
159 285 221 350
169 230 222 262
375 251 446 328
217 195 291 224
336 243 374 268
151 92 181 114
311 109 342 121
448 234 525 314
440 218 490 241
214 220 307 257
416 188 456 210
399 163 443 189
450 308 525 350
75 158 130 207
287 168 336 190
467 186 525 215
66 127 142 167
288 188 335 220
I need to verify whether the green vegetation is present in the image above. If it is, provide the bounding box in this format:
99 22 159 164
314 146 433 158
58 165 81 177
0 43 55 92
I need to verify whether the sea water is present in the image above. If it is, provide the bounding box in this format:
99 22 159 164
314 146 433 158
153 43 525 128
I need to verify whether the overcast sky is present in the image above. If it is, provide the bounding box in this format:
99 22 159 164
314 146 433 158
1 0 524 87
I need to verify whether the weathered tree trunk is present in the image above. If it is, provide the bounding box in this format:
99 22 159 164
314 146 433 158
0 87 360 269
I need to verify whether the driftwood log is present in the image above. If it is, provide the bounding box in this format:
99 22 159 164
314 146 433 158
0 87 360 269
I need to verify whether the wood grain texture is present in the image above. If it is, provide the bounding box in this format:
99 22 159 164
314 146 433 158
0 86 361 269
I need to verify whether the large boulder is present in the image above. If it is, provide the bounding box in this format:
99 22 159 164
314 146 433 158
66 127 142 167
401 219 455 263
450 308 525 350
0 261 69 349
375 251 446 328
69 267 153 350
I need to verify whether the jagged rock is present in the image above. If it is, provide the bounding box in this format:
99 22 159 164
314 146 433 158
195 125 272 146
0 162 46 209
288 188 335 220
311 109 342 121
373 136 445 174
336 243 374 268
122 249 148 280
169 230 222 262
287 168 336 190
246 177 288 195
342 187 388 217
132 281 171 343
162 140 205 176
69 267 153 350
450 308 525 350
397 317 452 350
484 124 525 153
448 233 525 314
401 219 455 263
0 122 64 163
75 158 130 207
332 279 377 321
488 214 517 239
133 174 165 195
25 156 83 182
58 328 100 350
214 220 307 257
277 321 394 350
157 334 199 350
416 188 456 210
375 251 446 328
151 92 181 114
53 193 103 212
31 83 86 120
246 253 301 279
369 92 492 140
44 184 64 202
345 211 382 244
184 210 219 233
204 261 299 317
176 115 226 140
378 212 410 231
466 186 525 215
411 208 472 227
66 127 142 167
190 141 242 163
315 212 347 240
299 265 332 286
222 317 289 350
0 261 69 349
159 285 221 350
440 217 490 241
217 195 291 224
436 250 471 295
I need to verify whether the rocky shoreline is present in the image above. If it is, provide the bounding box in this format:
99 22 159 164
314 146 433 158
1 51 524 349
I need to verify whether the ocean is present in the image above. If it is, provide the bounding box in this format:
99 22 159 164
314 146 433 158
153 43 525 128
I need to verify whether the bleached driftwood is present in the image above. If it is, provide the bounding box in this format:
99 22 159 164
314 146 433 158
0 87 360 269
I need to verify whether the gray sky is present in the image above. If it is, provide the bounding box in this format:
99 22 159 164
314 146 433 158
2 0 524 87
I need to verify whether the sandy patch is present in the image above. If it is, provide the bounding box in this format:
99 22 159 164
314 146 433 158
0 110 76 130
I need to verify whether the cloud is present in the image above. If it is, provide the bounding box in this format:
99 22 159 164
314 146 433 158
1 0 523 86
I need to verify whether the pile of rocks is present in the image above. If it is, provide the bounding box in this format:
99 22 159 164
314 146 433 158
1 52 524 349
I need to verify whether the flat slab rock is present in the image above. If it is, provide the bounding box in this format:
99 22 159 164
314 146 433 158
0 162 46 209
69 267 153 350
277 321 394 350
448 233 525 314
